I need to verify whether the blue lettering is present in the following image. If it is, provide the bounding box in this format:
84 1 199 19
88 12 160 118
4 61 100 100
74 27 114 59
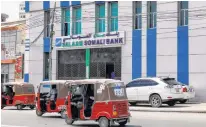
88 40 91 45
106 39 110 44
110 39 114 44
119 38 123 44
92 40 96 45
115 38 118 44
84 41 87 46
97 40 100 45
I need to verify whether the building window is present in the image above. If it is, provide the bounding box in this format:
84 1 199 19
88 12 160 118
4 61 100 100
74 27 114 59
44 11 50 37
72 7 81 35
178 1 188 26
147 1 157 28
134 1 142 29
62 8 70 36
96 3 105 33
44 52 49 80
109 2 118 32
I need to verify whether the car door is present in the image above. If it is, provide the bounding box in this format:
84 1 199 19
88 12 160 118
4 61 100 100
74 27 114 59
126 81 139 101
137 79 155 101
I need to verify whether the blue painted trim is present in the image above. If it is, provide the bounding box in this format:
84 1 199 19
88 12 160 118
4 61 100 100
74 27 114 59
43 37 50 52
132 30 142 79
177 26 189 85
147 28 156 77
24 73 29 82
43 1 50 10
25 1 29 12
71 1 81 6
60 1 70 7
95 1 105 4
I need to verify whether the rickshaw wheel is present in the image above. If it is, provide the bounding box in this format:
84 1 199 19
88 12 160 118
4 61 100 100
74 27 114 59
119 119 127 126
36 109 43 116
17 104 23 110
65 115 74 125
60 110 66 119
29 105 35 110
99 117 109 127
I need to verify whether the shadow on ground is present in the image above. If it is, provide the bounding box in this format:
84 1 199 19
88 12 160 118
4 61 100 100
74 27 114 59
130 104 191 108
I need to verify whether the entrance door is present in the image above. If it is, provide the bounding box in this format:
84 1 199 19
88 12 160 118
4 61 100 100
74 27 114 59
106 63 114 79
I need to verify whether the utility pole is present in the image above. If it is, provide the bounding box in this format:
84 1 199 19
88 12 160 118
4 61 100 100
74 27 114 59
49 2 56 80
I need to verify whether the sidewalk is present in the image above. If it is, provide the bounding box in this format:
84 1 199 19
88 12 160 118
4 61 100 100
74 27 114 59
129 103 206 113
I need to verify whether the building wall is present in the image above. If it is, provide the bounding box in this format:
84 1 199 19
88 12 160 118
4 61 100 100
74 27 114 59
26 1 206 102
189 2 206 102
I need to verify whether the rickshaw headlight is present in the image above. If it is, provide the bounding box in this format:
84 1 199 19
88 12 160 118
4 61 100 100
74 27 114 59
112 105 117 116
113 111 118 116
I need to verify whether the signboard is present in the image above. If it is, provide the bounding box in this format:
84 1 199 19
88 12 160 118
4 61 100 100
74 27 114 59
55 31 125 48
15 56 23 79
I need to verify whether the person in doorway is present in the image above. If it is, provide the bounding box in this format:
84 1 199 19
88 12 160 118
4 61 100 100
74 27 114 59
111 71 115 79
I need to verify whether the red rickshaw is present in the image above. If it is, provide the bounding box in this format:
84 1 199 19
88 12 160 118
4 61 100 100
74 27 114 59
36 80 73 118
1 82 35 110
64 79 131 127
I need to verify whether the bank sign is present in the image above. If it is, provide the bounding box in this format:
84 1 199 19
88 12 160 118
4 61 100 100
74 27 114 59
55 31 125 48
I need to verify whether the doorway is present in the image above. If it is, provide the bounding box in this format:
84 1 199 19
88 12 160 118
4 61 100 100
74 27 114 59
106 63 114 79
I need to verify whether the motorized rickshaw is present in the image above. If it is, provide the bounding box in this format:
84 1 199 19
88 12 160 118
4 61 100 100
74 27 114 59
64 79 131 127
1 82 35 110
35 80 73 118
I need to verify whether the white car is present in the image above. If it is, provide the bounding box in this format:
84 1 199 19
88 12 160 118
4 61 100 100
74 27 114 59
126 77 184 107
178 85 195 103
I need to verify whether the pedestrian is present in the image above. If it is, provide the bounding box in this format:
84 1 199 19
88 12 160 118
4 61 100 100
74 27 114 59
111 71 115 79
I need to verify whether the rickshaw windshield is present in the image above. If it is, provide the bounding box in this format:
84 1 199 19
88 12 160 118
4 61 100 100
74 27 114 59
40 84 51 93
108 82 127 100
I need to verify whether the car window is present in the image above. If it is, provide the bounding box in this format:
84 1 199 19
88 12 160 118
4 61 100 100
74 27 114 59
126 81 139 88
138 79 158 87
162 78 182 86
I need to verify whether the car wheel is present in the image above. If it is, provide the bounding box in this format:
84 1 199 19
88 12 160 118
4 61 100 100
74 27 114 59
167 101 176 106
36 109 43 116
17 104 23 110
150 94 162 108
29 105 35 110
99 117 109 127
65 115 74 125
119 119 127 126
61 110 66 119
179 99 188 104
129 102 137 106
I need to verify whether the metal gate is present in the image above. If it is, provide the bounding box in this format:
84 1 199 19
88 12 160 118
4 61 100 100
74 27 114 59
57 49 86 80
90 47 121 80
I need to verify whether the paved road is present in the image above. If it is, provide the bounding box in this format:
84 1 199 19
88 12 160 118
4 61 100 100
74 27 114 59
1 107 206 127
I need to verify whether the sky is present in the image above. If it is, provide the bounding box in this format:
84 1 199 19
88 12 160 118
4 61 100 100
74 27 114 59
1 1 22 22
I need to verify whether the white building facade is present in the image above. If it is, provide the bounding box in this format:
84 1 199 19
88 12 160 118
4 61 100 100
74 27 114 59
24 1 206 102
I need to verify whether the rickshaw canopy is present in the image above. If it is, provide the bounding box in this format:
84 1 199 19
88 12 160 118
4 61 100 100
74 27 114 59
70 79 127 102
39 80 74 98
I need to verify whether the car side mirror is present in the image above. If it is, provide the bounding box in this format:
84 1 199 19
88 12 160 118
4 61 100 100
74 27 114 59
35 97 38 101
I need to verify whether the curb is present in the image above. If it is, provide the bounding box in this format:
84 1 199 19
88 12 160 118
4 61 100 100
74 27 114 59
130 109 206 114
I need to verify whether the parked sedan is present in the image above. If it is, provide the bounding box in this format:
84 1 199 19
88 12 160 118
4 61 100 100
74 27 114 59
126 77 184 107
178 85 195 103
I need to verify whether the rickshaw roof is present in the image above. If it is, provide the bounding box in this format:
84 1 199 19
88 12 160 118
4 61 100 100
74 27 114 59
40 80 73 85
73 79 123 85
3 82 33 86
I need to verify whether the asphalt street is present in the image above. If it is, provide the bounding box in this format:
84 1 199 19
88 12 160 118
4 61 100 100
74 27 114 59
1 107 206 127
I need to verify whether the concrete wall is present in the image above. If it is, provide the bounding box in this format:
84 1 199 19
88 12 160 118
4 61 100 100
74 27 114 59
189 2 206 102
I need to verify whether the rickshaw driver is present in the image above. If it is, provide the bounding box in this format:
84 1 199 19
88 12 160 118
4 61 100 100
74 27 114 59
49 85 57 110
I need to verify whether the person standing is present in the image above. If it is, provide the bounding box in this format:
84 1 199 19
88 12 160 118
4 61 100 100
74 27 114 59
111 71 115 79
